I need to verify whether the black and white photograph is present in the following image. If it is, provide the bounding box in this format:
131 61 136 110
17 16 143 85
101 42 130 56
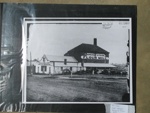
23 18 133 103
0 3 137 112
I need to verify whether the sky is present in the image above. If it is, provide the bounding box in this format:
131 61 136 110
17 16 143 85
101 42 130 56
27 20 131 64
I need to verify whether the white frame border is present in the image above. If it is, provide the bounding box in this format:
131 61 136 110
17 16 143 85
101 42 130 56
22 17 133 104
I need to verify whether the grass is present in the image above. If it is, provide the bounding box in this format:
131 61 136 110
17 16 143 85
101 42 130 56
27 74 128 102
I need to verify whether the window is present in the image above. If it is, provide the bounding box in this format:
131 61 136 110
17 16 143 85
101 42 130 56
70 67 72 71
41 66 47 71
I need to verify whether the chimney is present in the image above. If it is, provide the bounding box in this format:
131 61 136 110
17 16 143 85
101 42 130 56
94 38 97 46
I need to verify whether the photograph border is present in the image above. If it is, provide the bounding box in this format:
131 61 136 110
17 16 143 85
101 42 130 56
22 17 133 104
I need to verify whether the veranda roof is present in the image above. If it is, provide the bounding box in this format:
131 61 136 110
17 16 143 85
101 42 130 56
83 63 115 68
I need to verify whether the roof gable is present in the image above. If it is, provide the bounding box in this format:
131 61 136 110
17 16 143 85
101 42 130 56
43 55 78 62
65 43 109 55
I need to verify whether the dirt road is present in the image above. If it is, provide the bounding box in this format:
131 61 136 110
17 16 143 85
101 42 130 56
27 75 127 102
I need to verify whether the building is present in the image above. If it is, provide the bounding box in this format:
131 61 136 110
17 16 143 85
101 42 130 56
28 55 81 75
29 38 115 75
64 38 115 73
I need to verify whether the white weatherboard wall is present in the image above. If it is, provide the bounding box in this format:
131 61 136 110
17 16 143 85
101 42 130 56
35 64 51 74
33 61 81 74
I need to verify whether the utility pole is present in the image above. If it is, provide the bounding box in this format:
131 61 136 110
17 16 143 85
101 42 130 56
30 52 32 76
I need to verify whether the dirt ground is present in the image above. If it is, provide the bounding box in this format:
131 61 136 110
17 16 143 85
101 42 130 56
27 74 128 102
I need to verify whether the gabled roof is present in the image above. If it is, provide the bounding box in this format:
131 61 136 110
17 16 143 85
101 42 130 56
65 43 109 55
43 55 78 62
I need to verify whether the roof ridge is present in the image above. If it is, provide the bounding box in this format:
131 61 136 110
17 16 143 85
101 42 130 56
45 54 75 58
64 43 109 55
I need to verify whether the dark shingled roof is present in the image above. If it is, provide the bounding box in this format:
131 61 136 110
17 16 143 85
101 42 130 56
65 43 109 55
64 43 109 62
